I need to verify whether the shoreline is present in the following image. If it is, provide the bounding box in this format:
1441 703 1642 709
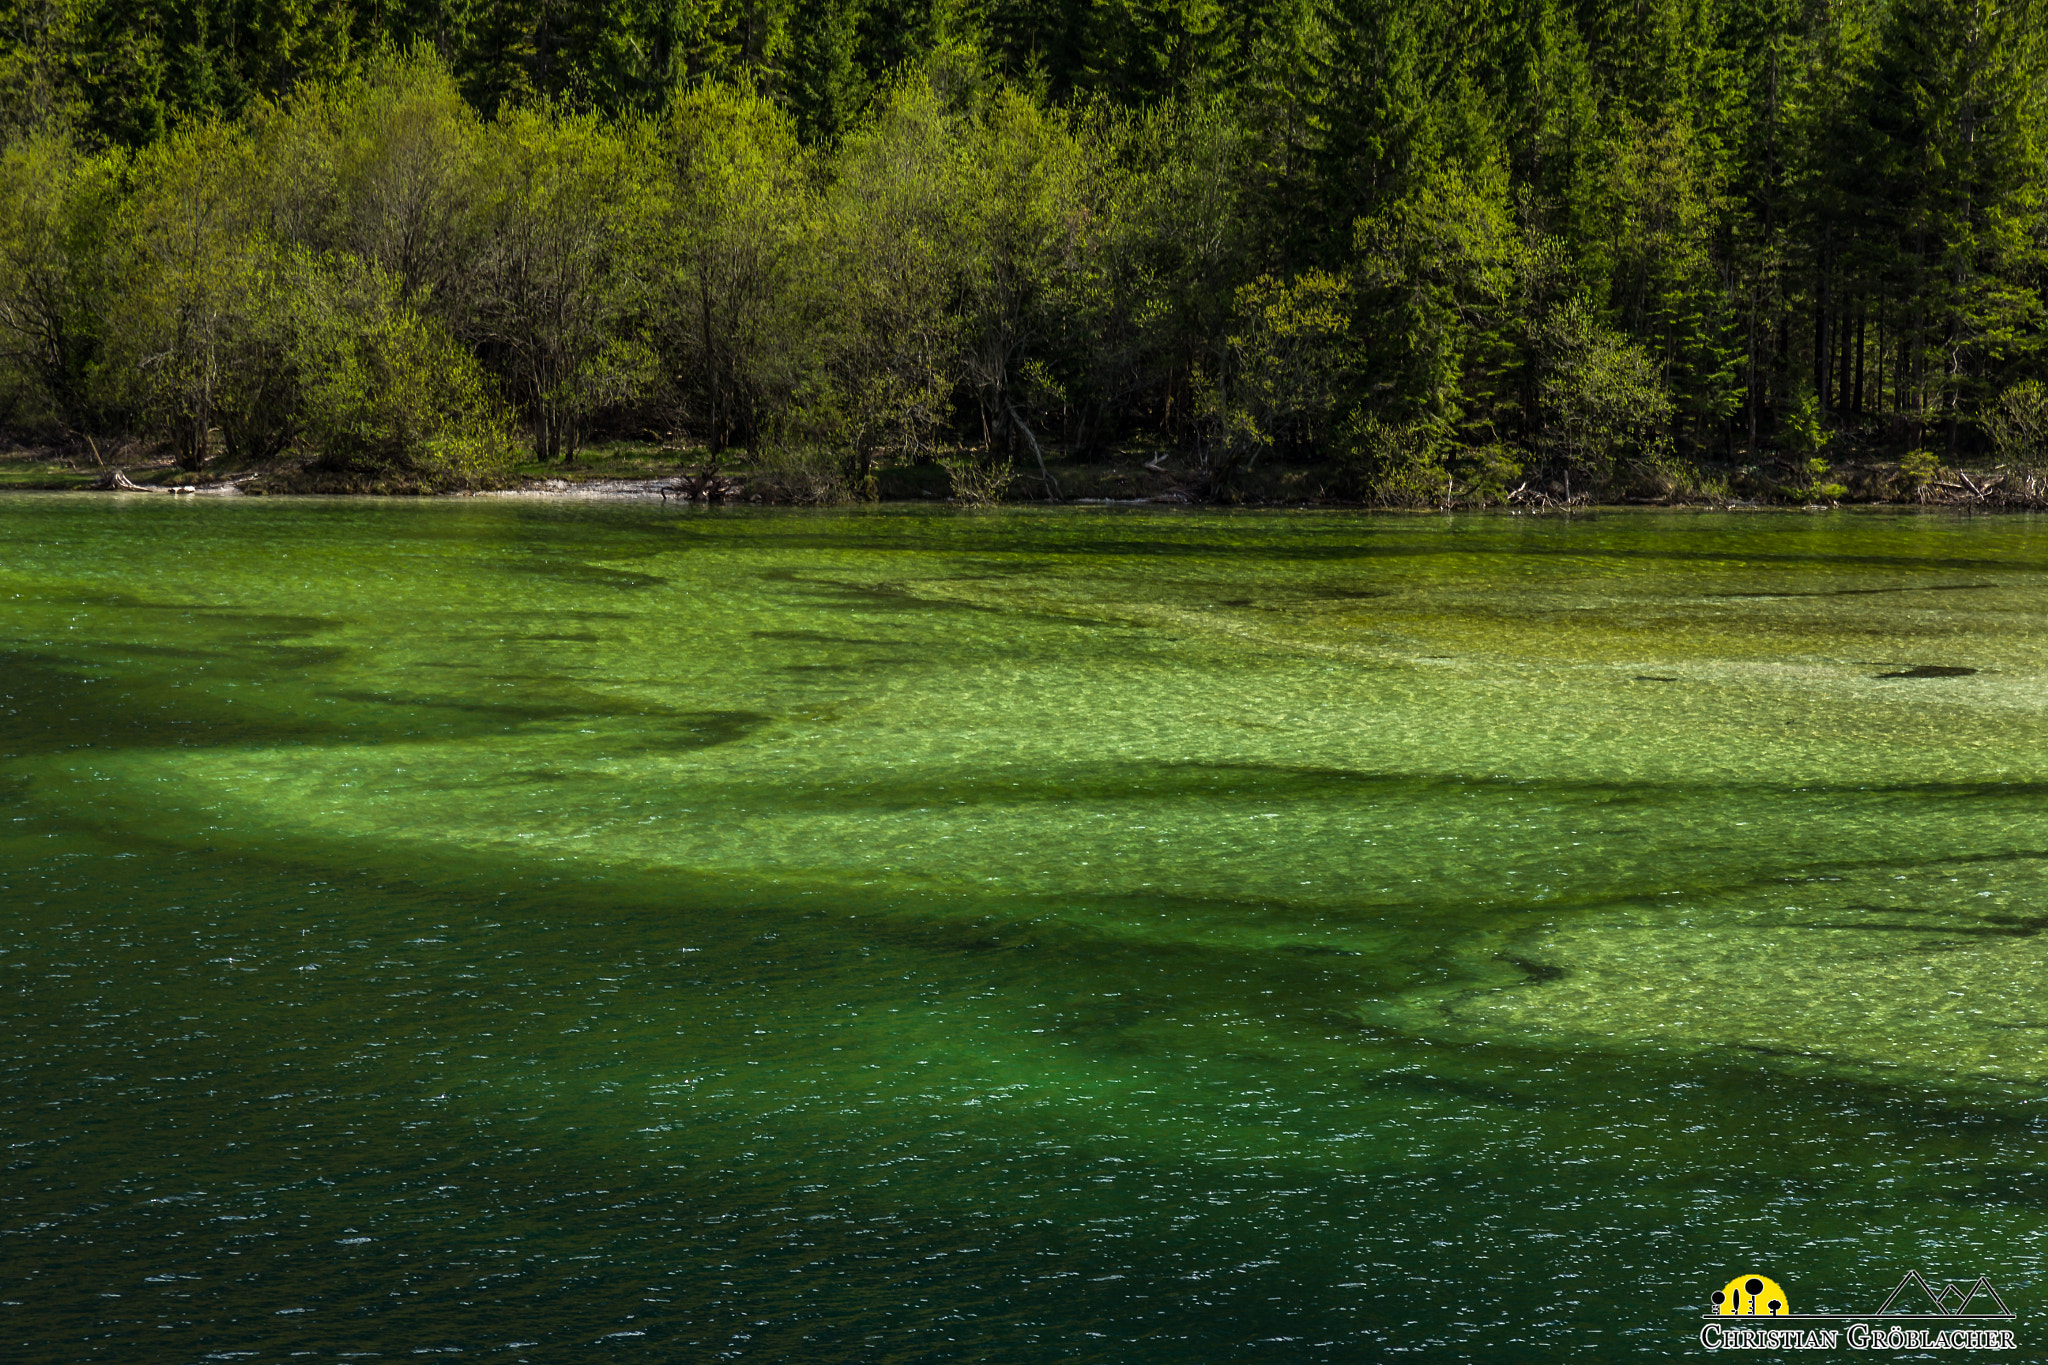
1 480 2033 514
5 452 2041 512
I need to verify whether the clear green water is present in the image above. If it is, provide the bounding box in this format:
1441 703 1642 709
3 497 2046 1361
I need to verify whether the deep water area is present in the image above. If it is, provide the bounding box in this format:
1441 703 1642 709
3 497 2045 1361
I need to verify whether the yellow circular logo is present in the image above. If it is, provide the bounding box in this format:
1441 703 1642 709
1713 1275 1789 1316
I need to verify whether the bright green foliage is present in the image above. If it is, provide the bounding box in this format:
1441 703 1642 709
651 82 812 452
955 88 1097 495
1 1 2044 494
1897 446 1941 490
22 62 526 485
803 76 973 494
1537 298 1677 481
0 0 86 138
1984 378 2048 464
1331 411 1448 504
1781 387 1828 455
1352 156 1525 440
117 118 273 467
467 104 656 460
292 253 517 486
0 130 125 433
1218 270 1354 468
321 49 487 311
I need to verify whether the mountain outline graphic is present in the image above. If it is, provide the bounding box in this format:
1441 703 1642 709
1873 1272 2015 1320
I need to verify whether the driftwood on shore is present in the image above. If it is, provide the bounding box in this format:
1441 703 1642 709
1505 481 1594 510
94 468 189 493
659 469 746 503
92 468 261 494
1920 471 2005 504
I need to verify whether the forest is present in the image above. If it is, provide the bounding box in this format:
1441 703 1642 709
0 0 2044 501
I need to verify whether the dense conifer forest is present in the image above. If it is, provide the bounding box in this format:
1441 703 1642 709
0 0 2043 499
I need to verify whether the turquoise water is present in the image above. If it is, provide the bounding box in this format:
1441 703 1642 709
3 497 2046 1360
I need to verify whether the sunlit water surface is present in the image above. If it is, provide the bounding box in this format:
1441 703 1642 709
3 497 2046 1361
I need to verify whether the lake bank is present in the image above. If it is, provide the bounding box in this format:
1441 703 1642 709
6 439 2044 510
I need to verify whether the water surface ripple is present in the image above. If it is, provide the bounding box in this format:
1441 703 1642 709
3 499 2045 1360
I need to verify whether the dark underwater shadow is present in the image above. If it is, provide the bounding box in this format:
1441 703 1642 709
0 640 775 757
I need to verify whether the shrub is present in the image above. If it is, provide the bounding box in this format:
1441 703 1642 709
744 442 854 504
1333 410 1449 505
1895 448 1941 499
938 448 1014 503
1538 298 1675 488
1449 444 1525 503
1984 380 2048 466
1222 270 1356 465
293 256 517 488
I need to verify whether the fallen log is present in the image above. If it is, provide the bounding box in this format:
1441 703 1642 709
659 469 747 503
93 468 194 494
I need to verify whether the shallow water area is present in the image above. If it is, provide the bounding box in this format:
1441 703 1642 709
3 497 2045 1361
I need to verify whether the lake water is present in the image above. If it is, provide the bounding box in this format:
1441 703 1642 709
3 497 2045 1360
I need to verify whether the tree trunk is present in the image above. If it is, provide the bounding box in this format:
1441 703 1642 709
700 274 721 452
1746 270 1760 458
1007 399 1060 502
1814 249 1830 418
1853 301 1867 417
1838 300 1850 416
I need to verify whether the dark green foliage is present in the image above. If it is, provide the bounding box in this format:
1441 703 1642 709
0 0 2042 499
